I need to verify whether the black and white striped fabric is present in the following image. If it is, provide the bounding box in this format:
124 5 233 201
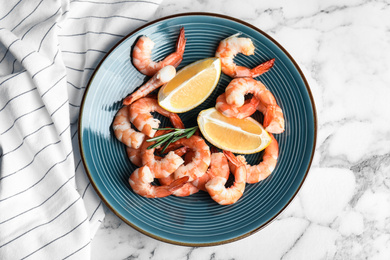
0 0 161 258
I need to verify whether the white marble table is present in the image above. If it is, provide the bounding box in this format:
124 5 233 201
91 1 390 259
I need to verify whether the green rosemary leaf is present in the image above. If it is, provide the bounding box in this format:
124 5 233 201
160 138 174 153
151 127 176 131
146 135 172 149
146 131 176 142
146 126 198 151
185 127 198 138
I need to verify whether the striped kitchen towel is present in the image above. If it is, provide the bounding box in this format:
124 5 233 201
0 0 162 259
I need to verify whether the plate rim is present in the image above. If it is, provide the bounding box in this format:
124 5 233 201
78 12 318 247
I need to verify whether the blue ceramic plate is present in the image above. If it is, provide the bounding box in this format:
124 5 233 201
79 13 317 246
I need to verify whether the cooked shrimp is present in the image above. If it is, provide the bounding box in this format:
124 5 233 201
172 135 211 182
156 148 198 197
158 174 199 197
205 151 246 205
225 78 285 133
127 145 187 168
192 150 229 192
129 165 189 198
233 134 279 184
215 93 259 119
132 27 186 76
215 33 275 78
126 146 143 167
172 183 199 197
140 134 185 179
112 106 145 149
123 65 176 105
129 97 183 137
125 112 185 167
256 100 285 134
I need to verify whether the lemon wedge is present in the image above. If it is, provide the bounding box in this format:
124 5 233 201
158 57 221 113
197 108 271 154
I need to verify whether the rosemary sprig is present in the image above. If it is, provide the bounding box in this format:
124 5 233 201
146 126 198 153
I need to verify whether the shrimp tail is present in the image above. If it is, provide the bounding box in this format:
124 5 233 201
169 113 185 129
168 176 189 192
263 105 275 129
123 91 143 107
156 142 181 154
153 176 189 197
175 27 187 57
250 58 275 78
173 146 188 157
156 145 188 157
160 28 187 68
223 150 243 167
154 146 187 160
210 146 219 154
247 96 260 113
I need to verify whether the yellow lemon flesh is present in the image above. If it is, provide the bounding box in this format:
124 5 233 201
197 108 272 154
158 58 221 113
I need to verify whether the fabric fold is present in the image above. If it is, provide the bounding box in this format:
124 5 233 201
0 0 162 258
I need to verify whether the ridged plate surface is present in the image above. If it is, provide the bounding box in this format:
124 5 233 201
79 13 317 246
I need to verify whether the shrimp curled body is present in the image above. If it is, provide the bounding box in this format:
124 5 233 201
233 134 279 184
112 106 145 149
125 108 185 167
140 136 185 179
173 135 211 182
132 27 186 77
192 151 230 192
215 33 275 78
206 151 246 205
129 97 183 138
215 93 259 119
223 78 285 134
129 165 188 198
158 148 200 197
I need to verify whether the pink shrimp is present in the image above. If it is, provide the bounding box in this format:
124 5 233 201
112 106 145 149
126 146 143 167
156 147 198 197
132 27 186 76
158 174 199 197
224 78 285 133
205 151 246 205
215 93 259 119
172 135 211 182
192 149 230 192
127 145 187 167
129 165 189 198
123 65 176 105
233 134 279 184
256 100 285 134
139 131 186 179
127 135 187 169
125 111 185 167
129 97 184 137
215 33 275 78
172 183 199 197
